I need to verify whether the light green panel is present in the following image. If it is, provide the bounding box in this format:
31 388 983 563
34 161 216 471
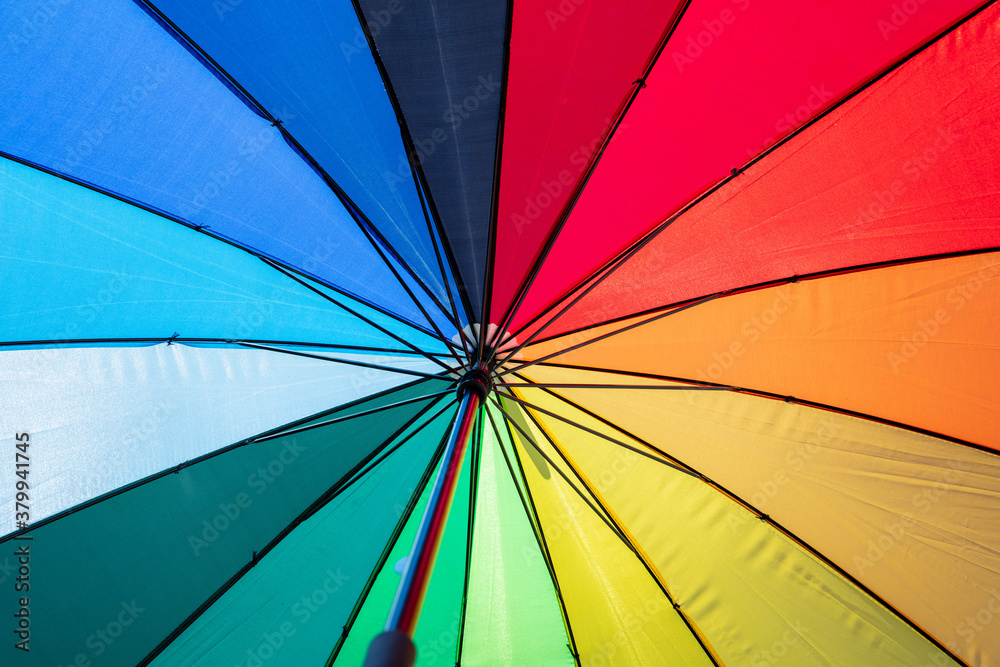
461 413 574 666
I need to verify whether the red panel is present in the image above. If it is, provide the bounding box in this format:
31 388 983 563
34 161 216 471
488 0 683 325
507 0 985 334
531 2 1000 339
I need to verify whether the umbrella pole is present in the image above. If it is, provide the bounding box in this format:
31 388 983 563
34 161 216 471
363 368 489 667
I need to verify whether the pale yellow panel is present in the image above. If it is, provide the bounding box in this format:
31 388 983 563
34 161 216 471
500 399 714 667
516 383 967 666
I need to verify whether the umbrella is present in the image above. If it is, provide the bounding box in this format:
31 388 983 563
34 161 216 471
1 0 998 665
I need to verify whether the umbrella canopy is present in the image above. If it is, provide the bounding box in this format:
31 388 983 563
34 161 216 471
2 0 999 666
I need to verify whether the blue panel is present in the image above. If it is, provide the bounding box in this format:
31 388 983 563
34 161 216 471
0 0 433 327
149 0 453 318
0 156 447 353
358 0 509 322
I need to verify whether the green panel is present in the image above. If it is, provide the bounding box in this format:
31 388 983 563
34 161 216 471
462 413 574 666
150 405 454 665
0 380 448 666
334 418 474 667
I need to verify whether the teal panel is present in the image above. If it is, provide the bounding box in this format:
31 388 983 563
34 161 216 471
334 419 474 666
0 380 448 666
0 156 444 351
150 405 454 666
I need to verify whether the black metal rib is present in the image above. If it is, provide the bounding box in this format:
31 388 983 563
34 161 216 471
248 390 456 445
488 0 695 356
511 389 722 667
137 394 451 666
324 400 457 666
347 0 478 329
477 0 516 363
526 382 973 667
0 379 444 544
138 0 460 336
512 246 1000 358
0 149 444 344
237 341 454 380
491 398 632 549
455 409 484 666
497 293 720 378
495 386 693 477
529 361 1000 459
483 406 581 664
498 0 998 353
0 336 451 356
259 257 460 373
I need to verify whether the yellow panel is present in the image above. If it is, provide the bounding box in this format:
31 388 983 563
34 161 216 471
523 252 1000 449
498 399 714 667
514 384 964 667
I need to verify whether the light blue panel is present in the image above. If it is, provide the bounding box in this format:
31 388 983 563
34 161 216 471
0 0 429 324
151 0 453 317
0 156 446 351
0 343 441 526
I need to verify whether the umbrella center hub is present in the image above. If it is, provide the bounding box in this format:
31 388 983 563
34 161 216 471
457 366 492 400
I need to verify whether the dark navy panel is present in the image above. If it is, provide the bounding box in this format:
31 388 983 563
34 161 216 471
358 0 509 322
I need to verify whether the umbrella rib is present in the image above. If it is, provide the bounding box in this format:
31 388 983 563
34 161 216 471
476 0 516 365
136 393 451 666
495 386 694 478
346 0 479 329
496 382 726 391
137 0 463 337
454 411 484 666
258 258 463 372
0 336 452 358
248 390 456 444
0 148 450 343
497 0 998 351
0 378 447 545
483 405 583 664
487 0 695 354
506 389 724 667
237 341 455 381
490 398 633 550
324 399 458 666
520 245 1000 352
496 293 721 378
527 382 976 667
531 360 1000 458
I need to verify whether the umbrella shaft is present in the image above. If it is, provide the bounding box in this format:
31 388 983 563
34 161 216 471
385 390 480 636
